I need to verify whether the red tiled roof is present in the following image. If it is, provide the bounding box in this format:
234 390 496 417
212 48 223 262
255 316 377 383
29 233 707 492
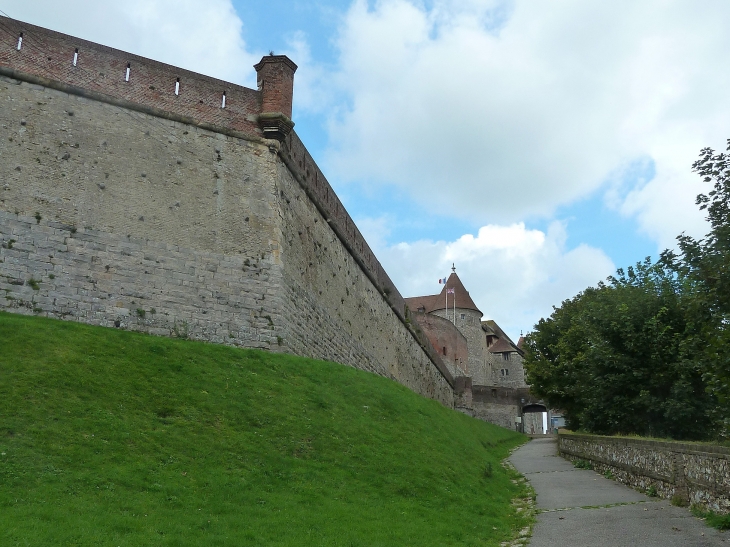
487 337 517 354
404 294 442 314
483 319 525 356
404 272 482 315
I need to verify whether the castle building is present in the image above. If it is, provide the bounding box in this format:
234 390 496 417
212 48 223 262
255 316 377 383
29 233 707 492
405 268 545 431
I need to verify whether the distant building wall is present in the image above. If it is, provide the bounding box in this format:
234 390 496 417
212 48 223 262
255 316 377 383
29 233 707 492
470 386 543 432
522 412 544 435
487 351 527 388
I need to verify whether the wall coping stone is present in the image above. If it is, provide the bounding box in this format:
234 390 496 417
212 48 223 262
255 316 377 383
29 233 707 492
559 430 730 458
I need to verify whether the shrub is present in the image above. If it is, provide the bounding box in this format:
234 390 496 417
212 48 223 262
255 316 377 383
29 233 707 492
671 494 689 507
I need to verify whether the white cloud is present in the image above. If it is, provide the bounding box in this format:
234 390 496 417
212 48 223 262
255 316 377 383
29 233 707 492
325 0 730 243
1 0 260 86
616 161 709 249
280 30 339 117
360 217 615 340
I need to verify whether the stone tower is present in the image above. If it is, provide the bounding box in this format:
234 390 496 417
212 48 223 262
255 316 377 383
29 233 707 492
405 267 490 385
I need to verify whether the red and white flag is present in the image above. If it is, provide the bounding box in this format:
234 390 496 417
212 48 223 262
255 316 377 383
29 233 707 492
438 277 447 284
446 288 455 294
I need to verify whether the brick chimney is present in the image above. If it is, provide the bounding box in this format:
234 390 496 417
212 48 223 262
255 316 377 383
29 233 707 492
254 55 298 141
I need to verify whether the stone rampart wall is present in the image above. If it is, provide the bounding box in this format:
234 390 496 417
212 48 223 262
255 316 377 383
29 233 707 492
0 24 455 405
272 150 454 404
279 131 455 390
282 132 403 319
0 211 282 346
559 431 730 513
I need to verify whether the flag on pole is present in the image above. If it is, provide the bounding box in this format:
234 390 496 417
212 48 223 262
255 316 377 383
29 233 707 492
446 288 455 294
438 277 447 284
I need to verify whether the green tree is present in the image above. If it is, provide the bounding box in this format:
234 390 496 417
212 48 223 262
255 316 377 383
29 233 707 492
524 140 730 440
664 139 730 423
524 260 718 440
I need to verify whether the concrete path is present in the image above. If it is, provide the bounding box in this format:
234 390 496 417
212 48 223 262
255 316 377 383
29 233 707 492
509 437 728 546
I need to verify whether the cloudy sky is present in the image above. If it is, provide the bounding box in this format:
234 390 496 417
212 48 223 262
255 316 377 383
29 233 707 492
3 0 729 339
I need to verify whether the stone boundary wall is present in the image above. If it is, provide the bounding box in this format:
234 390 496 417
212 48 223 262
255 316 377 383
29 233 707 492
558 431 730 513
0 17 456 400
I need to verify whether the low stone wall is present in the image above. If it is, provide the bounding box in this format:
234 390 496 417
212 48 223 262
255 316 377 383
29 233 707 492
558 431 730 513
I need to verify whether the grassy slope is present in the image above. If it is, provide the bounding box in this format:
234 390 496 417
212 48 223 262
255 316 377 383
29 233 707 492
0 312 529 546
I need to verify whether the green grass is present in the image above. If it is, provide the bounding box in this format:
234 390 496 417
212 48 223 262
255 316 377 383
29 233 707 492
691 505 730 530
0 312 530 546
572 459 593 470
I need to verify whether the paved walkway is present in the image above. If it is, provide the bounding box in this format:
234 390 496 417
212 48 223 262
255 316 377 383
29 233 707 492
509 437 728 546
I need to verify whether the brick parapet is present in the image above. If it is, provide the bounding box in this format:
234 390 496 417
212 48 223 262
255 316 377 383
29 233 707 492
558 431 730 513
0 16 266 139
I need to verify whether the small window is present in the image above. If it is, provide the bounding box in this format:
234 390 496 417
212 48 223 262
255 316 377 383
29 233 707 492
460 313 465 320
442 346 447 356
500 368 509 376
503 352 510 361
